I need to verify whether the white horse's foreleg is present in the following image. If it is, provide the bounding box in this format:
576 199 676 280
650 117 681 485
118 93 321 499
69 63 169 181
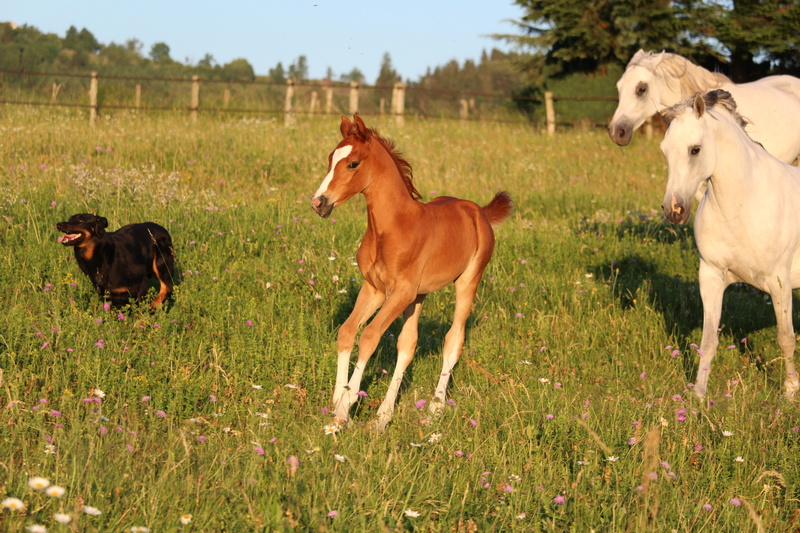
333 283 384 420
694 262 728 398
374 295 425 431
332 286 415 424
429 276 480 417
768 277 800 399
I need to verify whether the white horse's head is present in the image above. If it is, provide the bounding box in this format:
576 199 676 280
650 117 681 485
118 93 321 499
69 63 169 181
659 91 732 224
608 50 666 146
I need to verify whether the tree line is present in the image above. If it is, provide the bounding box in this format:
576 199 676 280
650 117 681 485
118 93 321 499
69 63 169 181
501 0 800 82
1 1 798 123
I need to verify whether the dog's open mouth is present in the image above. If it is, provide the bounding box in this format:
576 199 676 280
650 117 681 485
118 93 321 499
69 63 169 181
58 233 82 245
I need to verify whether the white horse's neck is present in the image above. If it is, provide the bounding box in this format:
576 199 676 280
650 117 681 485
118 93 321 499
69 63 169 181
704 112 771 210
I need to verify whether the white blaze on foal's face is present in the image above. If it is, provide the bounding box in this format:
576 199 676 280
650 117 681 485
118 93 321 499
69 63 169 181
314 145 353 200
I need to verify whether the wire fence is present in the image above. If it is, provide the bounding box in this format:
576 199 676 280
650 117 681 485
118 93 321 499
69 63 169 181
0 69 620 131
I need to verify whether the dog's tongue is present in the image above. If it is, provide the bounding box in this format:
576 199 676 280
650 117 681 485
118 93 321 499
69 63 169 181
58 233 80 244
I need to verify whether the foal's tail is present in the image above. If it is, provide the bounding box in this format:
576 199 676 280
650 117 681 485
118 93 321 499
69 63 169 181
482 191 513 227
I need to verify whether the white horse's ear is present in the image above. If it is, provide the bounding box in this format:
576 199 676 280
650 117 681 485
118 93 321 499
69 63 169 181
694 93 706 118
651 50 665 69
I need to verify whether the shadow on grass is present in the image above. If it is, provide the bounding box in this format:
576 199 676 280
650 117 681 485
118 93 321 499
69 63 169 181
590 252 798 383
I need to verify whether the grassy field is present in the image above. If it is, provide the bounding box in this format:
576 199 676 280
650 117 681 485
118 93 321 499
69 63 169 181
0 107 798 532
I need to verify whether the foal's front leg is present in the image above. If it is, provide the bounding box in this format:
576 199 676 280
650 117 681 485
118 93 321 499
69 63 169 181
694 261 728 398
332 286 416 424
333 283 384 414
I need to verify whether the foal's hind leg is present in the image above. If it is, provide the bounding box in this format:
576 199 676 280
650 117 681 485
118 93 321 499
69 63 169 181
767 277 800 398
374 294 426 432
429 273 482 417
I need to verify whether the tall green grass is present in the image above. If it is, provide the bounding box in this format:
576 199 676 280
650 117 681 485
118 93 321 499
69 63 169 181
0 107 797 531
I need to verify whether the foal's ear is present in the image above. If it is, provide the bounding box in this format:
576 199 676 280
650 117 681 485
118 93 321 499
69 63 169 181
353 114 367 132
693 93 706 118
339 116 353 138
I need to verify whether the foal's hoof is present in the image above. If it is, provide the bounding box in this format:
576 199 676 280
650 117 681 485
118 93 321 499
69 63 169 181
368 417 391 433
427 398 445 418
784 384 799 400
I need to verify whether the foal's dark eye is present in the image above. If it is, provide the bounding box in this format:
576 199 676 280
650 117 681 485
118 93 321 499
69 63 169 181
347 161 360 170
690 146 701 156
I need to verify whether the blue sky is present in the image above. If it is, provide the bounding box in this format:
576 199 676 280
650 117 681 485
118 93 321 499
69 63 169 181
6 1 524 83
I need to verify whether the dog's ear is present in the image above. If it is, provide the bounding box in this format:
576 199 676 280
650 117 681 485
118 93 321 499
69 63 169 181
95 216 108 237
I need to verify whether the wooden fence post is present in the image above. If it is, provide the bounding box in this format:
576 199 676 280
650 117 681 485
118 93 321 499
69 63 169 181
51 82 62 103
349 81 359 115
310 91 318 114
284 79 294 126
545 91 555 135
134 84 141 112
391 82 405 126
89 71 98 126
459 99 468 121
325 85 333 114
223 89 231 109
190 75 200 122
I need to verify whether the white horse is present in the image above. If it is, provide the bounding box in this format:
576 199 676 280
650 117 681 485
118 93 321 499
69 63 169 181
660 89 800 399
610 50 800 165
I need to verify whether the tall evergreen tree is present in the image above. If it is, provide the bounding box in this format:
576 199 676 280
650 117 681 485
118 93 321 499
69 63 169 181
375 52 400 87
499 0 682 76
710 0 800 79
149 42 171 63
269 62 286 83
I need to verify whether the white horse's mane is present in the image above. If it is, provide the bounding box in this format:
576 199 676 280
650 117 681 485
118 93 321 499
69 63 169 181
662 90 760 148
627 51 732 98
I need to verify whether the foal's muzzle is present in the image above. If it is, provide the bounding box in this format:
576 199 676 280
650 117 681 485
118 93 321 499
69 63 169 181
608 120 633 146
311 195 334 218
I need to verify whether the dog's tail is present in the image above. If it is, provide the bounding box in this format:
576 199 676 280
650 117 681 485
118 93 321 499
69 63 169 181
149 228 176 308
482 191 513 227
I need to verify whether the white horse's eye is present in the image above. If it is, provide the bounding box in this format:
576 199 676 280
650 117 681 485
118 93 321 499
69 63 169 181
636 83 647 96
690 146 701 156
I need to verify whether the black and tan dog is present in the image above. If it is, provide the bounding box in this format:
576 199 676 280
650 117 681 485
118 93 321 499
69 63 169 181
56 213 176 309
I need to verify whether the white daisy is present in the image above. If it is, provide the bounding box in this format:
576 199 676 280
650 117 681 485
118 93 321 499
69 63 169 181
45 485 65 498
2 497 25 511
53 513 72 524
28 477 50 490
